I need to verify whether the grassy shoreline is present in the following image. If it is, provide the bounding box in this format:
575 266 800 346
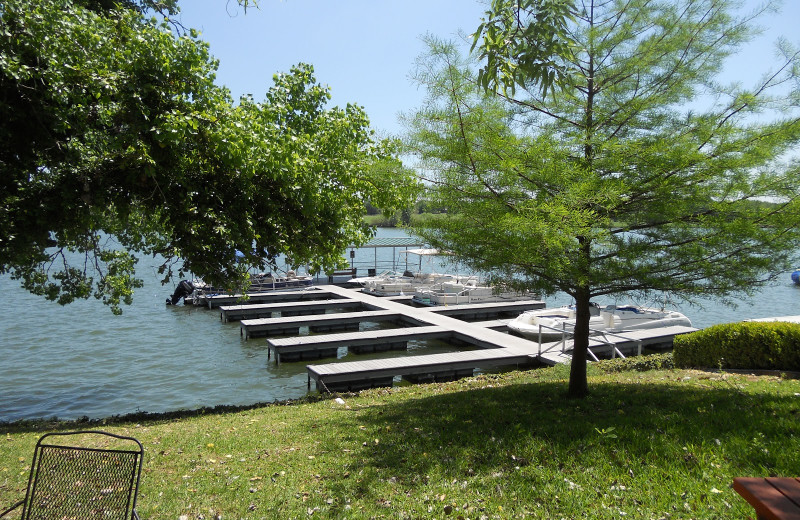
2 362 799 519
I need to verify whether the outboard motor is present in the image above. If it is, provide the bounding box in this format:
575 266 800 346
166 280 195 305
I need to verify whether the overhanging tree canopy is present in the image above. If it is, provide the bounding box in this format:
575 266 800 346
405 0 800 397
0 0 416 313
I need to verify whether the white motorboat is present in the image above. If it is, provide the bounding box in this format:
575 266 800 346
507 304 602 339
508 303 692 341
411 278 532 306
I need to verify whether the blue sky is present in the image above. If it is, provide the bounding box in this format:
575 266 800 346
177 0 484 137
176 0 800 137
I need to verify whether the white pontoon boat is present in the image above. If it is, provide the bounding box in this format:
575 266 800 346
411 279 532 306
356 248 463 297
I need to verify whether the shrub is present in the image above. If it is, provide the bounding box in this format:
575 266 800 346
597 352 674 373
673 321 800 371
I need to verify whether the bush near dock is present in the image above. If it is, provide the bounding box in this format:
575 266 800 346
674 322 800 371
596 352 675 373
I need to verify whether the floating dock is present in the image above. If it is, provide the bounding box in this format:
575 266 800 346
535 325 698 365
196 288 343 309
308 348 533 391
305 324 696 392
425 300 554 320
215 285 696 392
241 310 421 339
268 325 453 363
220 298 373 322
747 315 800 324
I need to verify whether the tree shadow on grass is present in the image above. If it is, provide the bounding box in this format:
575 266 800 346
324 375 800 514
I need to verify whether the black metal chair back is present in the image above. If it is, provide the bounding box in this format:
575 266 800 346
10 431 143 520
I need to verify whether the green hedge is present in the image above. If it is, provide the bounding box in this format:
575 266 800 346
597 352 675 373
673 321 800 371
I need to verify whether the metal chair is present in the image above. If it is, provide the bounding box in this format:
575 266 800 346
1 430 144 519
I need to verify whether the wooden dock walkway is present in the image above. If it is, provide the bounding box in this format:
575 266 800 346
426 300 551 319
747 315 800 324
535 325 699 365
268 325 453 364
203 284 695 392
308 348 533 392
240 310 422 339
196 287 340 309
219 298 375 322
305 324 698 391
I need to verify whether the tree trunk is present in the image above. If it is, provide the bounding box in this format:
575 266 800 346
568 1 595 399
567 287 591 398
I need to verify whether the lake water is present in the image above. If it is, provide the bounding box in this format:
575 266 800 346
1 227 798 422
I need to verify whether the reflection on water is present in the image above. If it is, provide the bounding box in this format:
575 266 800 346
1 227 798 421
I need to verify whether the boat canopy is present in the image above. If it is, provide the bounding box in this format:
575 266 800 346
399 248 448 256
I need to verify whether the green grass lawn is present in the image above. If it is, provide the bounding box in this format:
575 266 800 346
2 362 799 519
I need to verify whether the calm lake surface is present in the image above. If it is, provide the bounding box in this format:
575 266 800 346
1 227 798 422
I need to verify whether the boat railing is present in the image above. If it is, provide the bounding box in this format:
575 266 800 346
537 323 575 355
537 325 643 361
584 330 642 360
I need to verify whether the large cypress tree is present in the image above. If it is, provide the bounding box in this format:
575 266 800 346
406 0 800 396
